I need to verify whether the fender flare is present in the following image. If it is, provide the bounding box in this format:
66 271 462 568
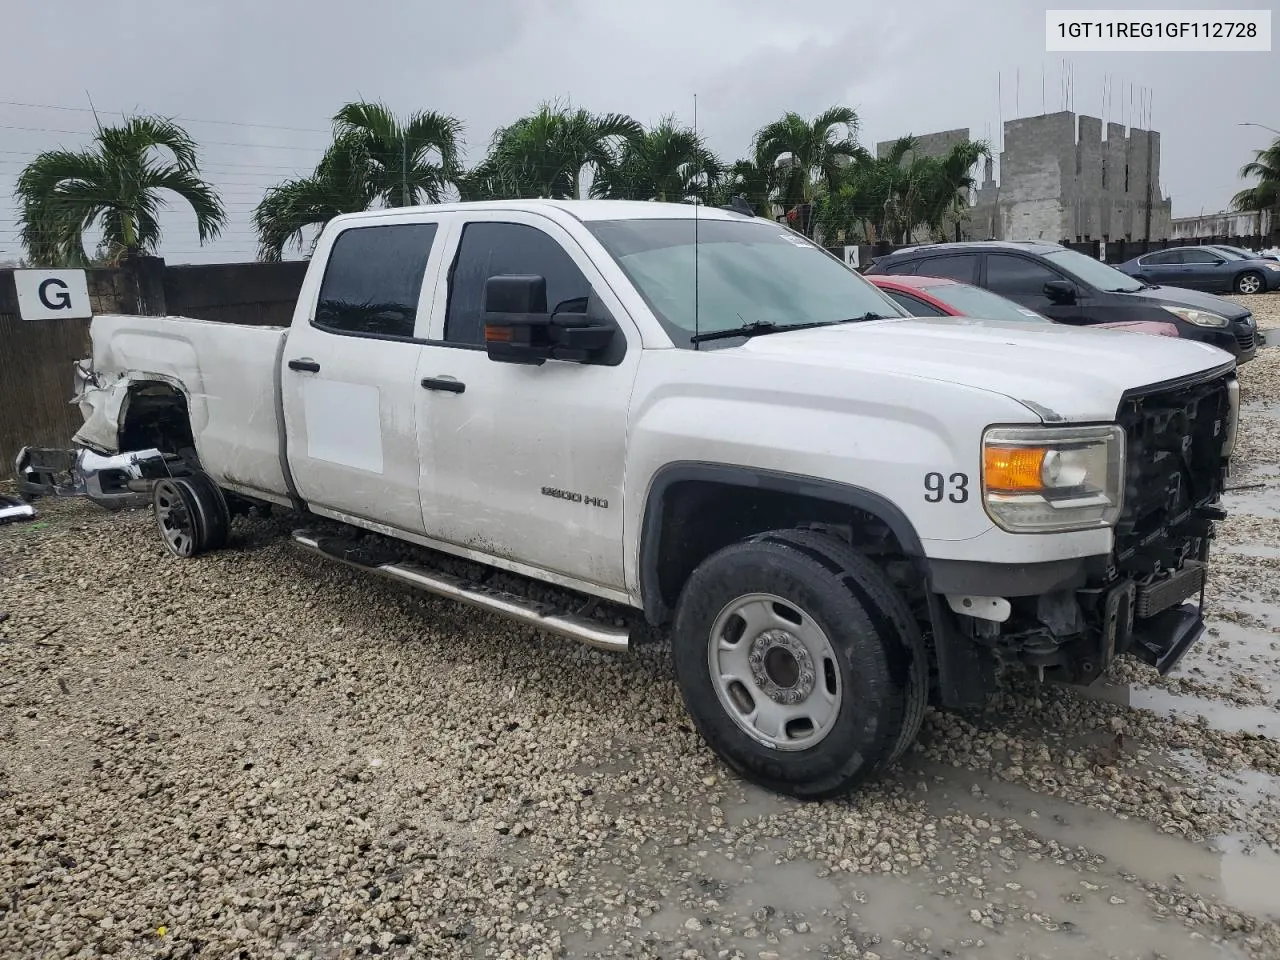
637 461 926 625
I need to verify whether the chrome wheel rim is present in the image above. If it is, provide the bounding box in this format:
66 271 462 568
1239 275 1262 294
154 479 197 557
706 592 842 751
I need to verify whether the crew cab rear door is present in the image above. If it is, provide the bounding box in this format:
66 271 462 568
280 216 450 534
414 210 642 594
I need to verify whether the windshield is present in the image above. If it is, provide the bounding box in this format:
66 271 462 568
1213 246 1248 260
1043 248 1145 292
585 217 907 347
926 283 1051 323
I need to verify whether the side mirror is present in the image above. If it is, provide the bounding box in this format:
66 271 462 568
1043 280 1077 304
481 275 617 365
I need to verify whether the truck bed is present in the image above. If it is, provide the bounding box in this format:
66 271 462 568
75 314 292 504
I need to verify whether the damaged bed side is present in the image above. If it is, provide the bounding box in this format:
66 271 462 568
16 357 190 508
15 312 288 511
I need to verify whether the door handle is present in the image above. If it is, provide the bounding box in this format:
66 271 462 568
288 358 321 373
421 377 465 394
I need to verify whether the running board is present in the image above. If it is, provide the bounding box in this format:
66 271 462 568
291 529 629 652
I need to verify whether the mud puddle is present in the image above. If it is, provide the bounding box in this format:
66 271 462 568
913 764 1280 922
1082 681 1280 737
557 754 1273 959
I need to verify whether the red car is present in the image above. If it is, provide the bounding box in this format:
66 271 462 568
867 275 1179 338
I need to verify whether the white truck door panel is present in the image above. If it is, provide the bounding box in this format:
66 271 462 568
416 213 640 591
281 220 447 533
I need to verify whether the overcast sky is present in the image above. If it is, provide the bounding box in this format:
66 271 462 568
1 0 1275 264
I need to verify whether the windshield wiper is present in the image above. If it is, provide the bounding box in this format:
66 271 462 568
690 313 888 344
690 320 789 344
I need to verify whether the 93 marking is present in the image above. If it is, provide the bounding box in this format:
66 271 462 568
924 471 969 504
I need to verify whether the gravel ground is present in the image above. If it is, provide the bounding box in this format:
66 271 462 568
3 295 1280 960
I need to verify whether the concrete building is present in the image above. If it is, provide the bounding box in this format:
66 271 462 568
879 112 1172 243
875 128 971 165
1170 209 1273 241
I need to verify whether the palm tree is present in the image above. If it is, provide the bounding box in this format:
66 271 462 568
916 140 990 241
252 100 464 260
593 117 721 202
705 159 778 216
815 136 990 245
15 115 225 267
815 136 912 244
476 100 643 200
1231 135 1280 230
331 100 464 207
753 106 862 233
252 134 375 262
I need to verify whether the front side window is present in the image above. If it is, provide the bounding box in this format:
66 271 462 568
314 223 437 338
1180 249 1222 264
985 254 1063 297
585 218 906 347
445 222 591 346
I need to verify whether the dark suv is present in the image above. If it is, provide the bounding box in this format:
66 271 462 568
864 240 1258 363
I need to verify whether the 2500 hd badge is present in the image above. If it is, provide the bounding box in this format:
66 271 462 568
541 486 609 509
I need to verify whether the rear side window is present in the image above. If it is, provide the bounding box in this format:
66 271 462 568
445 222 591 346
314 223 438 338
985 254 1063 296
1141 249 1180 265
914 254 978 283
877 257 918 276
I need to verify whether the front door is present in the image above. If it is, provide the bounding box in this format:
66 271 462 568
983 253 1084 323
1176 249 1228 290
415 213 641 592
280 219 448 535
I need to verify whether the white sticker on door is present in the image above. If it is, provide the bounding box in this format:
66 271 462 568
302 379 385 473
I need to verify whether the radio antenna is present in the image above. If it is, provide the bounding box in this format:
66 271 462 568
693 92 701 351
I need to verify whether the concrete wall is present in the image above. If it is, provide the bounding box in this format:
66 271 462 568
955 112 1171 243
875 127 970 163
1171 209 1273 240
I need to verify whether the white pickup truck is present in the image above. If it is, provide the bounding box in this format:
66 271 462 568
20 199 1240 799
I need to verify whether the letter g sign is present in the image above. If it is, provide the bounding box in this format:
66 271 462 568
38 277 72 311
14 269 92 321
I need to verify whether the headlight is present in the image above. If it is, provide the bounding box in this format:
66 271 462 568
981 425 1125 533
1263 263 1280 272
1163 306 1229 328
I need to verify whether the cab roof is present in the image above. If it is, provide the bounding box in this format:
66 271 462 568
331 198 756 225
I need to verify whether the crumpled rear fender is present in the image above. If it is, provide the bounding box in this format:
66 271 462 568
70 360 191 455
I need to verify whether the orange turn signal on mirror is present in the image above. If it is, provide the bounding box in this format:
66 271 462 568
484 325 513 342
984 446 1046 492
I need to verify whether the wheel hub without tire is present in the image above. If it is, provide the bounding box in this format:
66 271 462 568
153 478 199 558
707 593 842 752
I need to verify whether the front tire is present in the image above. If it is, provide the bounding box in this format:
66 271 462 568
671 529 927 800
1235 271 1264 295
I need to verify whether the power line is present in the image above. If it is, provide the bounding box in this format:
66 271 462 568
0 98 333 135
